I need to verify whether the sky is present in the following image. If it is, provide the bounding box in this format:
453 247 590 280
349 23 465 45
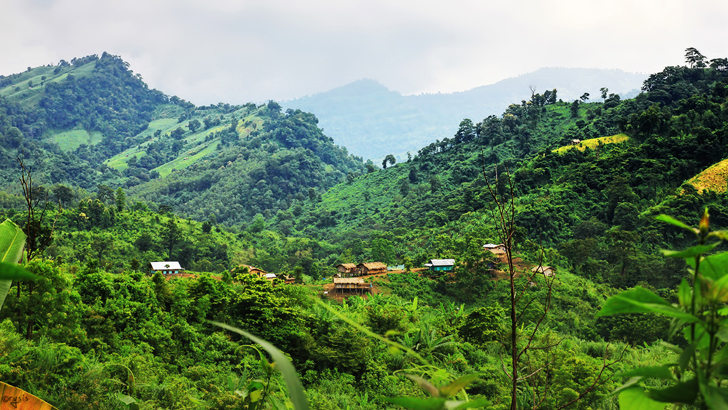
1 0 726 105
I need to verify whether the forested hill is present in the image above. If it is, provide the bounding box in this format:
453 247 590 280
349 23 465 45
286 68 645 160
0 53 364 225
271 54 728 290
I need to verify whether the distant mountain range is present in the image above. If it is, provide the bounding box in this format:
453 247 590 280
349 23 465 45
286 68 646 160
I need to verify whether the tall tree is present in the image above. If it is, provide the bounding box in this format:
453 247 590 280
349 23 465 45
115 187 126 212
162 218 182 259
382 154 396 169
685 47 707 68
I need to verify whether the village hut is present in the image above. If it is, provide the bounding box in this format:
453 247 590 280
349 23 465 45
336 263 357 276
531 265 556 277
483 243 507 255
424 259 455 273
149 261 184 275
333 277 372 294
231 264 267 277
356 262 387 276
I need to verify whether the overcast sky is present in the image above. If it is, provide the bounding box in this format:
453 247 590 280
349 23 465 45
1 0 726 105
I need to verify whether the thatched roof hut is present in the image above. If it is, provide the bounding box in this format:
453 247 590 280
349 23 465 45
357 262 387 275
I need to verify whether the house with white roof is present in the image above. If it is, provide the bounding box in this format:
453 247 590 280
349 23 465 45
149 261 184 275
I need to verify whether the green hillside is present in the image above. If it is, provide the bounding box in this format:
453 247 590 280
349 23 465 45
1 50 728 410
0 55 364 225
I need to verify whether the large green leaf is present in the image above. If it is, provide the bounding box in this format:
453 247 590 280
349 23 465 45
439 374 479 398
697 252 728 281
596 287 699 322
618 388 666 410
647 378 698 404
0 262 39 281
449 398 490 410
701 384 728 410
619 366 675 381
209 321 309 410
0 219 27 310
382 397 447 410
662 243 719 259
655 215 698 234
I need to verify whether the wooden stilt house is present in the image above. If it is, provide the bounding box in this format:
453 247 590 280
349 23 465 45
333 277 372 294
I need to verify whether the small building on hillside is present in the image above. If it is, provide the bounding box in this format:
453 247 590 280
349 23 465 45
149 261 184 275
333 277 372 294
357 262 387 276
531 265 556 277
483 243 506 255
570 139 581 145
231 264 267 277
336 263 357 276
424 259 455 273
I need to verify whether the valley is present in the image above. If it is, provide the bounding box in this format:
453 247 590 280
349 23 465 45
0 49 727 409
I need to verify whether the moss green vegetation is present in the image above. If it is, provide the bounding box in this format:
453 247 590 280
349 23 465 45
52 129 104 152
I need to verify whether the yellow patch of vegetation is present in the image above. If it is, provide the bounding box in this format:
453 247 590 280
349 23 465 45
553 134 630 154
687 159 728 194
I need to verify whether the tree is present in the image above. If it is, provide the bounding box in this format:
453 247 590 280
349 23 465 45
399 178 410 196
370 238 395 265
293 266 304 284
408 168 419 183
53 185 74 207
580 92 590 103
365 163 376 173
454 119 475 144
97 184 115 204
187 119 201 133
170 127 185 140
570 100 580 118
547 88 557 104
710 57 728 72
115 187 126 212
483 167 620 410
429 175 442 193
346 172 356 184
600 87 609 101
685 47 707 68
90 234 115 261
162 218 182 259
382 154 396 169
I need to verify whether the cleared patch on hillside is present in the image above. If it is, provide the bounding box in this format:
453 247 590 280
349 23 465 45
553 133 629 154
52 129 103 151
687 158 728 194
154 140 220 177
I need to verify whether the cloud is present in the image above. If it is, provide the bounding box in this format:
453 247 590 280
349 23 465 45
1 0 726 104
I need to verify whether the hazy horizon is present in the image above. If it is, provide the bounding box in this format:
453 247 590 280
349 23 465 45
1 0 725 105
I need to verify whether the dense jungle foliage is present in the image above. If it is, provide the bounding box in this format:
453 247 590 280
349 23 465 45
0 49 728 409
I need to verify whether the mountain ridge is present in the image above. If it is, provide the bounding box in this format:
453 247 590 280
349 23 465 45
287 67 646 160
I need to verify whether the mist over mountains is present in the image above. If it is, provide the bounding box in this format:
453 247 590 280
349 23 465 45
287 67 646 160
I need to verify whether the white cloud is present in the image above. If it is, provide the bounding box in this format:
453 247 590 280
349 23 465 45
1 0 726 104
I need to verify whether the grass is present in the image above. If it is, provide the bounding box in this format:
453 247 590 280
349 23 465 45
154 140 221 177
552 133 629 154
51 129 104 151
687 158 728 194
106 111 263 175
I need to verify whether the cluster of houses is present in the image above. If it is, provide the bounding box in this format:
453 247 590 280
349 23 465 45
335 262 388 277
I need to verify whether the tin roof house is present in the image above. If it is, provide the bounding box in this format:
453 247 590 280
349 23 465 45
149 261 184 275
